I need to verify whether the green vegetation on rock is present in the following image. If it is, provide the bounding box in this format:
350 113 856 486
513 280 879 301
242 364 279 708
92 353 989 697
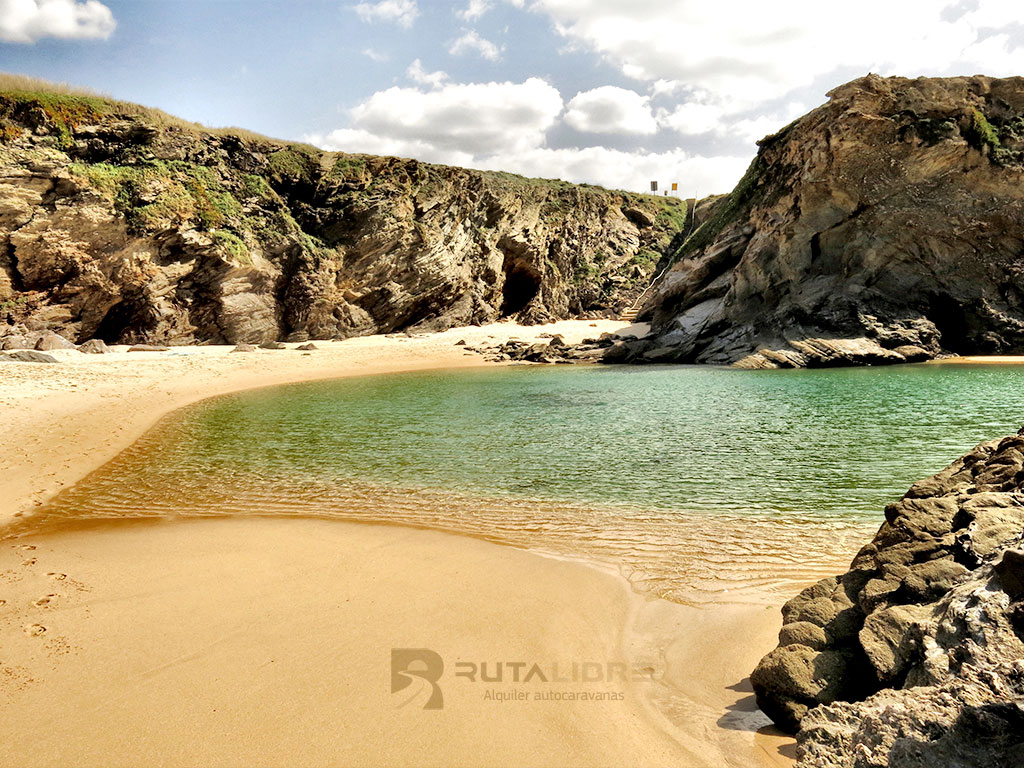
0 90 107 148
670 158 763 263
0 118 22 142
267 144 320 184
210 230 251 264
327 153 367 180
70 160 243 233
966 108 1000 152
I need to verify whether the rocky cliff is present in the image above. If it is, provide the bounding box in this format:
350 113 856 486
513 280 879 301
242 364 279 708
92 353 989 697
630 74 1024 367
752 434 1024 766
0 83 686 345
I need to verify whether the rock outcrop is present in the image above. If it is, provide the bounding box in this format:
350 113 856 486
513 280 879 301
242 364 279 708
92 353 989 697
753 433 1024 766
0 84 686 345
633 74 1024 367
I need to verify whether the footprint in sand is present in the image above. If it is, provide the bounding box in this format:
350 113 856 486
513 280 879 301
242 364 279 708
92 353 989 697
32 595 57 608
24 624 46 637
18 545 36 552
0 599 6 607
47 573 66 581
21 558 37 567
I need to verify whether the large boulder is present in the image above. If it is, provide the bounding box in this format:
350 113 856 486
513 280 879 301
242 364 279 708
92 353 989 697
77 338 112 354
34 331 75 351
753 435 1024 766
0 350 58 363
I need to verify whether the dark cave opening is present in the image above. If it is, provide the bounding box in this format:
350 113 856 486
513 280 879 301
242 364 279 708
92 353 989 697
500 260 541 316
94 298 152 344
926 293 970 354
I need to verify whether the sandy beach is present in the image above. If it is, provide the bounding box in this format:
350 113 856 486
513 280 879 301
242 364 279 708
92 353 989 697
0 320 645 528
1 320 801 768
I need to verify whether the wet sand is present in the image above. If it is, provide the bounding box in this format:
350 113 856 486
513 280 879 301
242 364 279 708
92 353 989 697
0 320 644 528
0 517 798 768
0 320 841 767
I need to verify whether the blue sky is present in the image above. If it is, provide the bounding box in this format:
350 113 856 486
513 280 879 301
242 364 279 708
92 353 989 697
2 1 1023 195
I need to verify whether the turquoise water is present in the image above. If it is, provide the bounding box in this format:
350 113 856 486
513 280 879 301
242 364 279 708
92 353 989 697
114 362 1022 518
21 362 1024 602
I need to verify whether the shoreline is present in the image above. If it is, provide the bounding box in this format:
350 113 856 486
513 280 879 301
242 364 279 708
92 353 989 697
5 322 1022 530
927 354 1024 364
0 319 644 528
0 318 885 767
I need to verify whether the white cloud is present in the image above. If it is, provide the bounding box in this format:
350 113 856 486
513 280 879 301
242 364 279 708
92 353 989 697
308 127 474 167
345 77 563 157
407 58 448 88
353 0 418 29
564 86 657 135
0 0 115 43
659 101 724 136
448 29 502 60
660 98 806 143
361 47 389 62
307 75 745 196
730 102 808 144
480 146 748 196
649 79 682 99
457 0 491 21
521 0 1024 111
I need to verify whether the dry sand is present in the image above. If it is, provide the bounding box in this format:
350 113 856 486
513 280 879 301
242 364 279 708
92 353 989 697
0 320 799 768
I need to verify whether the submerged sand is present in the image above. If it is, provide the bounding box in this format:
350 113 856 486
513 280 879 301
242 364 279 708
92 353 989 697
0 320 856 767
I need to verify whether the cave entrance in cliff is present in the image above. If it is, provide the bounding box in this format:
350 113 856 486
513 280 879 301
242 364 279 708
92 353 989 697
926 293 970 354
500 259 542 316
94 299 148 344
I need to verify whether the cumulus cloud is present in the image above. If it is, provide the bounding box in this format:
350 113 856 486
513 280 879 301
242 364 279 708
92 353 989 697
658 101 725 136
0 0 115 43
308 127 474 167
479 146 748 195
564 86 657 135
660 98 806 143
523 0 1024 111
457 0 491 21
353 0 418 29
306 76 745 195
407 59 448 88
448 29 502 60
344 77 563 157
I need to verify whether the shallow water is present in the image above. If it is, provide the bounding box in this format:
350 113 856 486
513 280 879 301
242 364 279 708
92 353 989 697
15 363 1024 604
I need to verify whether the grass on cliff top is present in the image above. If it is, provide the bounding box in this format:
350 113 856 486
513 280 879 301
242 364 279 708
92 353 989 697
668 157 763 263
1 72 713 231
0 72 291 147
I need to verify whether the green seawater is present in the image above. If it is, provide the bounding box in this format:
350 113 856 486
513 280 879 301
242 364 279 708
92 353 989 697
121 362 1023 517
22 362 1024 602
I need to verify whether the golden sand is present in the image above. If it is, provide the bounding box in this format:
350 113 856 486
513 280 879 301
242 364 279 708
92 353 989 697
0 320 842 767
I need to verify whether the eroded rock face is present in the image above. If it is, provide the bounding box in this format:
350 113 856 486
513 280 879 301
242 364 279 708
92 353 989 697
0 91 685 345
752 434 1024 766
639 74 1024 367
